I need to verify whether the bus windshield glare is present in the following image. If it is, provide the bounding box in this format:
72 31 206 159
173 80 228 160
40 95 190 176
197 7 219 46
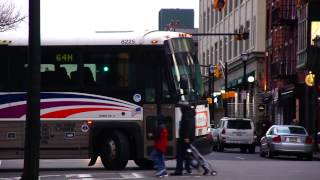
165 38 204 101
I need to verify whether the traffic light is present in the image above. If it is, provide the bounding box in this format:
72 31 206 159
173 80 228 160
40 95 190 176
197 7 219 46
235 32 249 40
103 65 109 72
213 0 226 11
214 64 220 78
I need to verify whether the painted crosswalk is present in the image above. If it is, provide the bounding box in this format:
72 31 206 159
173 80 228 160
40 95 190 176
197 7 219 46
0 172 145 180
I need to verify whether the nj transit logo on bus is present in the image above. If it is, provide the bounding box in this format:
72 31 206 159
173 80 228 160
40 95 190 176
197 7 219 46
0 92 143 120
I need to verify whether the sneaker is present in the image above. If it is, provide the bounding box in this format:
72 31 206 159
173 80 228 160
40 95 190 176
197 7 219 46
156 170 168 178
170 171 183 176
185 169 192 175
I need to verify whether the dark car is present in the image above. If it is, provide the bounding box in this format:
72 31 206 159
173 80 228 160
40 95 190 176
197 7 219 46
260 125 313 160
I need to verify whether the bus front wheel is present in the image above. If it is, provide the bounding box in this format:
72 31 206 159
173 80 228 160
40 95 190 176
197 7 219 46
100 131 130 170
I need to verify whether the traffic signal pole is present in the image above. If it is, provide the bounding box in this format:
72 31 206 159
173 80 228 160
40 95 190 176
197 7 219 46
194 32 249 119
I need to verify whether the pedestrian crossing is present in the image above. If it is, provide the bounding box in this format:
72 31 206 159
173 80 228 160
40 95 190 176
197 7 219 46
0 173 145 180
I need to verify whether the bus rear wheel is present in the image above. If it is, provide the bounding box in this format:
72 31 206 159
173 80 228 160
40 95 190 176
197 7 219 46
100 131 130 170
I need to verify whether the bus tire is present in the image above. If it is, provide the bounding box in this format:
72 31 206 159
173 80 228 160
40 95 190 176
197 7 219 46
134 158 154 169
100 131 130 170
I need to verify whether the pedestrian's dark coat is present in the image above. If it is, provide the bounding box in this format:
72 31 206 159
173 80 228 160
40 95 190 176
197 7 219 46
179 104 196 141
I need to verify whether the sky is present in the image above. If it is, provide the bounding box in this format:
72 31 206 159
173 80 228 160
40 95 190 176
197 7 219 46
3 0 199 37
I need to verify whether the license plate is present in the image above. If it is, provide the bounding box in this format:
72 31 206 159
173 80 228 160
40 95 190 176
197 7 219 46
236 132 243 136
289 137 297 142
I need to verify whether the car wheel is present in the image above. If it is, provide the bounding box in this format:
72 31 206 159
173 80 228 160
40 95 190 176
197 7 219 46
305 154 313 161
259 146 265 157
217 141 224 152
212 141 218 151
265 148 273 158
248 145 255 154
100 131 130 170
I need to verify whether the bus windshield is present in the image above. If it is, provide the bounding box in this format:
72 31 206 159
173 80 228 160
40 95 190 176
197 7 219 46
164 38 204 102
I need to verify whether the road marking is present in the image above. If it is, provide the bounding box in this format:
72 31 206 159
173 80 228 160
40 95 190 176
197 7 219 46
120 173 144 179
39 175 63 180
235 156 245 160
0 172 145 180
66 174 93 178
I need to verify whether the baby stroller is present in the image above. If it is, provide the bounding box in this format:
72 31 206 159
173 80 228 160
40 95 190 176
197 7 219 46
186 144 217 176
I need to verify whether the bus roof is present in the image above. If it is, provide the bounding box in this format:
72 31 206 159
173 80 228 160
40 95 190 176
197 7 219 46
1 30 192 46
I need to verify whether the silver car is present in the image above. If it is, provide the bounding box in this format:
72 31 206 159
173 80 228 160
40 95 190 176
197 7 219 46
260 125 313 160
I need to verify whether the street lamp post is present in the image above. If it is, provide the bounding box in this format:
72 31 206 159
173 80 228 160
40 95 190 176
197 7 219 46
241 53 249 118
209 65 215 126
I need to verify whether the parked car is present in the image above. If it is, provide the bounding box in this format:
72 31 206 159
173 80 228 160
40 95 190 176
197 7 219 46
212 117 256 153
260 125 313 160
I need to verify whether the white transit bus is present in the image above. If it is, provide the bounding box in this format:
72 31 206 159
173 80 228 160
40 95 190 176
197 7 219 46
0 30 212 170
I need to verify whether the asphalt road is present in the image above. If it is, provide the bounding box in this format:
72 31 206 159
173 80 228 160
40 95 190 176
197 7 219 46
1 147 319 180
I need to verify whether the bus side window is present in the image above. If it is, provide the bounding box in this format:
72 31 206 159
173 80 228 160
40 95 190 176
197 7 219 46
145 88 155 103
162 79 171 99
83 66 96 86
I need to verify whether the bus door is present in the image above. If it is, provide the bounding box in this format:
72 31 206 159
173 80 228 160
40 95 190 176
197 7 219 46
143 64 176 159
143 103 176 159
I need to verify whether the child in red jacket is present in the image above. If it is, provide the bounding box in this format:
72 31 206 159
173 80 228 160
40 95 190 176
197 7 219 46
150 115 168 178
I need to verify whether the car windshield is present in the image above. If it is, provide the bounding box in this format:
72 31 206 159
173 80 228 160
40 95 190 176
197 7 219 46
276 126 306 135
227 120 251 129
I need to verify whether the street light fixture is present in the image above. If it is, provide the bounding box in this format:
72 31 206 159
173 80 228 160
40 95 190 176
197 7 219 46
241 53 249 118
248 75 255 83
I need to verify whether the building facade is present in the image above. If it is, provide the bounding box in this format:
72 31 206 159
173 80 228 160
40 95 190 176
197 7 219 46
158 9 194 31
295 0 320 139
265 0 298 126
199 0 266 131
263 0 320 142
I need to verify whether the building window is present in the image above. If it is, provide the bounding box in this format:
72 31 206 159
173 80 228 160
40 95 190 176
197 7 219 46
234 29 238 57
215 11 218 25
207 49 210 68
207 8 210 32
229 0 233 13
239 26 244 53
203 12 206 33
252 16 256 47
210 46 214 65
202 52 206 74
228 36 232 60
245 20 250 50
211 5 214 28
214 42 218 64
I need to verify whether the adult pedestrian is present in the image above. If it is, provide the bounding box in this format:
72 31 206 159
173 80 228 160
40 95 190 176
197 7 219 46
171 101 196 176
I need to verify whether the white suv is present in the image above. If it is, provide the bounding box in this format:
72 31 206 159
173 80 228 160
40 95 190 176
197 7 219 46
212 117 256 153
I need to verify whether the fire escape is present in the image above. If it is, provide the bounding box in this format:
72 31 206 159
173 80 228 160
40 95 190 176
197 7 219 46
270 0 297 82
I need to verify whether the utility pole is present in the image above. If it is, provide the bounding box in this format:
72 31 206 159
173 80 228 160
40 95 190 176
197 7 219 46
22 0 41 179
224 61 228 117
